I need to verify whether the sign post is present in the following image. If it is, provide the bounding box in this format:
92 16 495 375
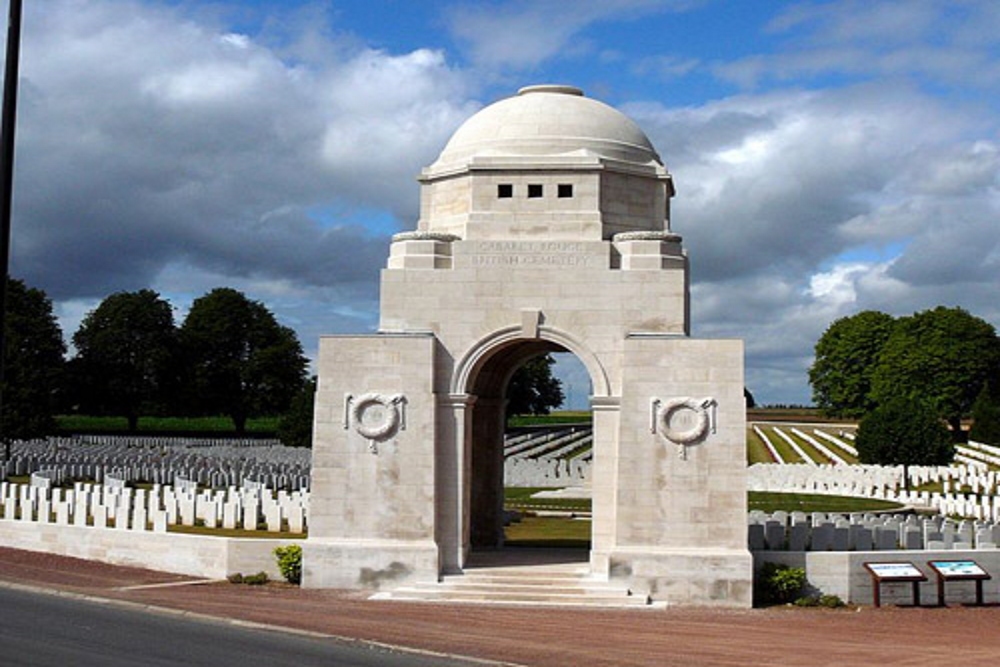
926 560 991 607
863 562 927 608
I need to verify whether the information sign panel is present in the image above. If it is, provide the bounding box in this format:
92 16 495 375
863 562 927 608
927 560 991 606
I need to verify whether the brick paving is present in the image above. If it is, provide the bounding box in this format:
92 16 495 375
3 546 1000 666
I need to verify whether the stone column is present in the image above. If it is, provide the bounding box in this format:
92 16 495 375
470 397 506 549
590 395 620 577
437 393 475 574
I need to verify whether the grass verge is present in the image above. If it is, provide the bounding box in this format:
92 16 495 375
167 525 306 539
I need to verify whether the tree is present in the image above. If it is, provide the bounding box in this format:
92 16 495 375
871 306 1000 436
506 354 564 417
969 383 1000 445
180 288 307 433
809 310 895 417
855 396 953 488
277 377 315 448
71 289 178 431
2 278 65 454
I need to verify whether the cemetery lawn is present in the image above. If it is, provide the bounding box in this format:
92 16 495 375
504 516 591 548
748 491 903 513
746 428 774 464
505 487 590 513
506 488 902 515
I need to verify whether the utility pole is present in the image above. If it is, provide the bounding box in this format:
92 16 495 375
0 0 23 456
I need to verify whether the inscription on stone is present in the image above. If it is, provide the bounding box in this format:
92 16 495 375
469 241 597 267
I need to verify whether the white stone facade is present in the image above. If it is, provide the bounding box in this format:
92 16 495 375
305 85 751 606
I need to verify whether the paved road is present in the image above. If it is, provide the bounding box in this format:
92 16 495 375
0 585 477 667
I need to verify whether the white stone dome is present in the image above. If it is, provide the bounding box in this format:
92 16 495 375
432 85 661 168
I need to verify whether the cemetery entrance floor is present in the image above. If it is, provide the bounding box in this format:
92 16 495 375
3 546 1000 667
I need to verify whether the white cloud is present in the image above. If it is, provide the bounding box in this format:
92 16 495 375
13 0 476 304
13 0 1000 409
624 80 1000 404
719 0 1000 90
443 0 689 70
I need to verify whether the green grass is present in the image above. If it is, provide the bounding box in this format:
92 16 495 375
504 516 591 548
167 525 306 539
502 491 900 548
505 488 902 515
746 428 775 464
760 426 803 463
748 491 903 513
507 411 592 427
504 487 591 512
55 415 280 435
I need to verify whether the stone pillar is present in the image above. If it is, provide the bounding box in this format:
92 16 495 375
589 396 621 577
303 333 440 590
470 397 507 549
436 393 474 573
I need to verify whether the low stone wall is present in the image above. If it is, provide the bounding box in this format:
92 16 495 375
755 550 1000 606
0 519 297 580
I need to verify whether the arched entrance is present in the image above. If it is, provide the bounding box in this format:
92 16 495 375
452 328 608 570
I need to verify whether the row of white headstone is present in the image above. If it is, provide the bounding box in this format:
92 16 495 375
749 510 1000 552
0 477 307 533
749 459 1000 521
0 436 311 491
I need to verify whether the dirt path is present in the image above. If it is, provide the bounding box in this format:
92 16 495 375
3 547 1000 666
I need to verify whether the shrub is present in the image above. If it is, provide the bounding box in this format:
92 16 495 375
794 593 845 608
755 563 807 605
274 544 302 584
243 571 269 585
227 572 244 584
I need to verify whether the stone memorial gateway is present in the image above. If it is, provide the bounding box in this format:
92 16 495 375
304 85 751 606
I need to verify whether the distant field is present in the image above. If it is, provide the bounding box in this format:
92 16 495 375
55 408 821 435
747 407 828 423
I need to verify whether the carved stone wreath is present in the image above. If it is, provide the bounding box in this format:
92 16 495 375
344 393 406 453
650 396 716 459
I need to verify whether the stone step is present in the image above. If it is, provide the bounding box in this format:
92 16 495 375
371 564 661 608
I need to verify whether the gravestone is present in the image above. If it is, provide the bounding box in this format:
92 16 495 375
305 85 750 606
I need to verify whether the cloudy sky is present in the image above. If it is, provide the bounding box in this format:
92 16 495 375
6 0 1000 407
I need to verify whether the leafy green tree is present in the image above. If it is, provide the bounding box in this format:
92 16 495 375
871 307 1000 436
180 288 307 433
855 396 953 488
71 289 178 431
809 310 895 417
1 279 65 454
277 377 315 448
506 353 564 417
969 383 1000 445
